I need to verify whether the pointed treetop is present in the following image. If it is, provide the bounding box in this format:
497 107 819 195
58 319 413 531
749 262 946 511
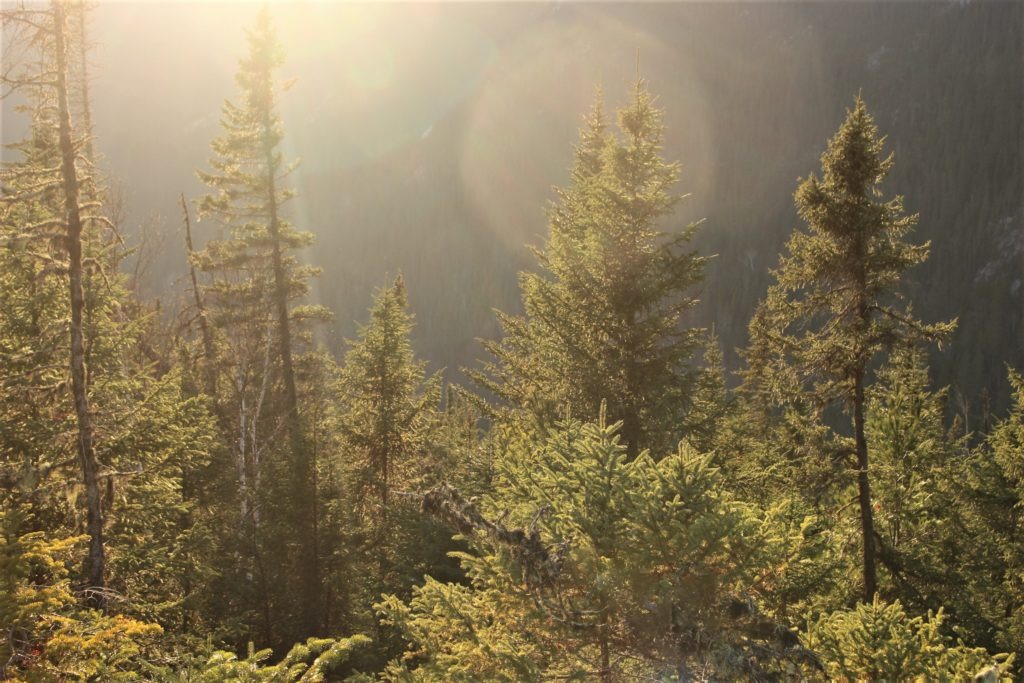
572 87 609 182
619 74 661 142
367 274 411 330
818 95 892 198
238 4 284 100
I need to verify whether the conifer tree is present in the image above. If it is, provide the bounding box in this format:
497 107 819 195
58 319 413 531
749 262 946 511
1 112 76 527
336 276 445 661
938 370 1024 666
339 276 440 514
0 507 166 679
803 597 1012 680
865 348 964 607
975 371 1024 661
743 97 954 602
1 0 108 603
195 6 328 640
379 417 809 680
2 3 220 636
478 81 706 458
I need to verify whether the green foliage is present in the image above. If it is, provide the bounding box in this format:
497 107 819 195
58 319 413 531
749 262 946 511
745 94 953 426
338 276 441 512
102 371 217 629
804 597 1012 681
0 508 164 681
742 96 954 602
192 5 330 646
333 277 453 666
478 82 706 458
192 636 371 682
1 1 217 641
380 417 810 679
0 110 78 532
194 6 323 329
0 9 1018 679
982 371 1024 657
936 369 1024 664
863 348 966 610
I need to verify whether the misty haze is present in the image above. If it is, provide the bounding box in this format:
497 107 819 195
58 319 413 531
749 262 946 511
0 1 1021 680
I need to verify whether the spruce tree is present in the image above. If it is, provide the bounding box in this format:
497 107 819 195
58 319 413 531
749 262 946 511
336 276 445 661
1 0 108 603
339 276 439 514
2 2 220 635
743 97 954 602
195 6 328 641
865 348 963 606
977 371 1024 662
939 370 1024 666
378 417 809 680
478 80 706 458
803 597 1011 680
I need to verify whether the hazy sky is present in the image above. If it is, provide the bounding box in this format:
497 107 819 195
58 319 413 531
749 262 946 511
12 1 1016 398
3 2 751 240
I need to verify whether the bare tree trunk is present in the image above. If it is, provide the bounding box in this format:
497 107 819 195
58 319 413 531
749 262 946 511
53 0 104 606
598 611 612 683
74 1 94 165
180 193 217 396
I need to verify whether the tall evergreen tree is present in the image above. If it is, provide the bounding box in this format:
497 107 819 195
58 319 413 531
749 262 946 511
336 276 446 663
195 6 327 641
2 3 220 639
742 96 954 602
1 0 108 603
477 80 706 458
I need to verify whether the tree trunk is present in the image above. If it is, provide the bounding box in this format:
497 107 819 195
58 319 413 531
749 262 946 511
598 611 612 683
262 105 321 635
854 368 877 602
180 193 217 397
53 0 104 606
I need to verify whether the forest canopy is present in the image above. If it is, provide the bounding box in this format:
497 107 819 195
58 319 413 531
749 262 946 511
1 2 1021 681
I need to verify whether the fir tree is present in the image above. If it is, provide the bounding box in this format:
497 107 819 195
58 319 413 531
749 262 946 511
478 80 706 458
864 348 964 607
941 369 1024 666
803 597 1012 680
978 370 1024 661
336 276 447 664
2 4 220 636
0 0 111 604
195 6 328 641
379 417 809 680
339 276 440 514
743 96 955 602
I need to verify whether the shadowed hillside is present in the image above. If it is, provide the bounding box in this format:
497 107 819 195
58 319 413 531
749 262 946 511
4 1 1019 407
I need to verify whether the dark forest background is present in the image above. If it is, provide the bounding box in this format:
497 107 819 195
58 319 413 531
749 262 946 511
4 0 1020 411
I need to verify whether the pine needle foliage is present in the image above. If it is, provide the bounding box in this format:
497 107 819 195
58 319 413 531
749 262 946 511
193 6 328 643
742 96 955 602
804 597 1012 681
339 276 441 514
379 417 811 680
477 81 706 459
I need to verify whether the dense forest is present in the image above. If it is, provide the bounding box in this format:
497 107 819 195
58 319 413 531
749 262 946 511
1 1 1022 681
